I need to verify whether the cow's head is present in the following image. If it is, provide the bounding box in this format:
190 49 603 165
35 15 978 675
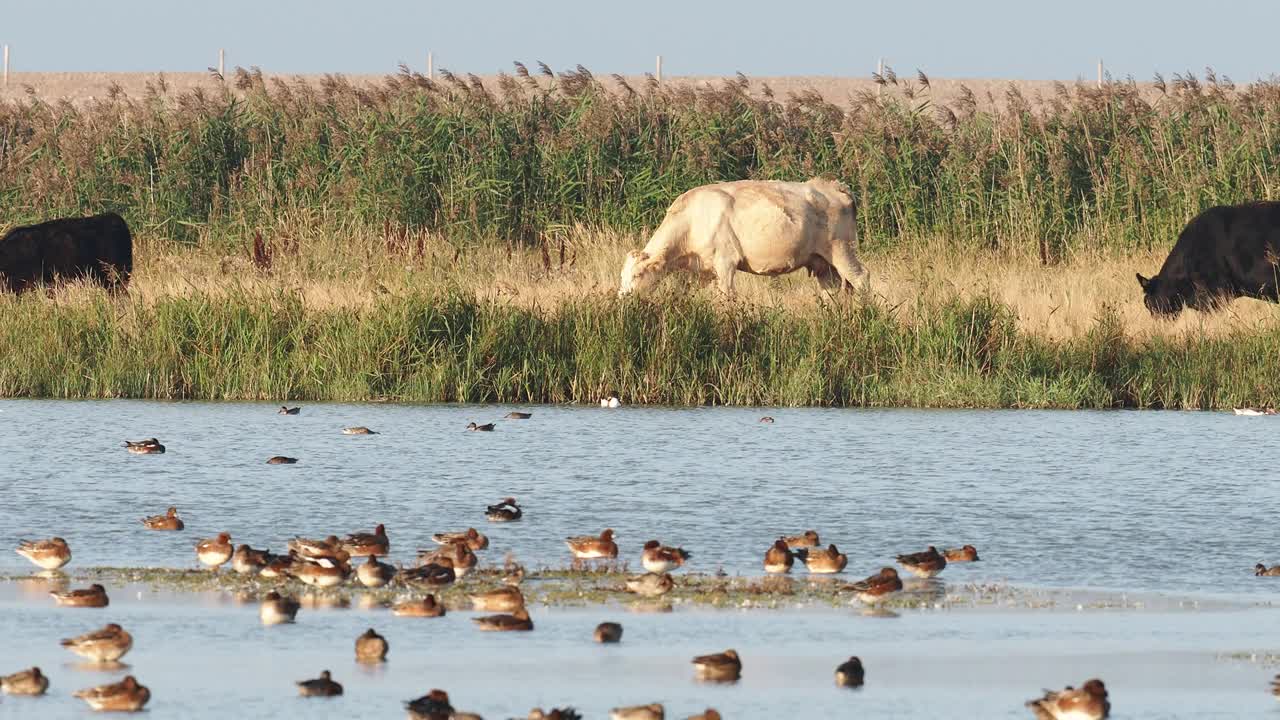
618 251 661 297
1136 273 1185 317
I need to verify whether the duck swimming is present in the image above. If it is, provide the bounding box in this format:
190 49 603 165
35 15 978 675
141 507 184 531
896 545 947 578
259 591 300 625
0 667 48 696
692 649 742 683
835 656 865 687
764 539 794 574
486 497 523 522
1025 678 1109 720
472 607 534 632
296 670 343 697
431 527 489 550
355 628 389 663
943 544 981 562
466 422 496 432
278 406 301 415
123 438 165 454
51 583 109 608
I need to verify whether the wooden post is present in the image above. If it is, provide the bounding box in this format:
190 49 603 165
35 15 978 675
656 55 662 84
1097 59 1103 88
218 48 225 78
3 45 8 88
877 57 884 97
427 51 434 79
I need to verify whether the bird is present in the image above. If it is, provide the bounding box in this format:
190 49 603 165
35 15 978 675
1271 673 1280 697
692 649 741 682
1256 563 1280 576
1025 678 1109 719
61 623 133 662
266 456 298 464
764 538 794 573
835 656 865 687
405 689 454 720
466 422 496 431
431 527 489 550
896 545 947 578
566 529 618 560
641 540 691 573
848 567 903 604
486 497 523 522
797 543 847 574
601 395 622 408
356 554 397 587
259 554 297 579
1234 407 1277 416
782 530 821 548
288 535 348 563
943 545 981 562
123 438 165 454
15 537 71 570
51 583 109 608
392 595 446 618
626 572 675 597
73 675 150 711
342 523 390 557
469 584 526 612
259 591 300 625
195 532 233 569
473 608 534 631
759 416 775 423
292 556 350 587
141 506 184 531
278 406 301 415
505 411 533 419
296 670 343 697
231 544 271 574
529 709 583 720
0 666 48 696
610 703 664 720
355 628 388 663
417 540 477 577
342 426 377 434
685 711 721 720
594 622 623 643
401 562 456 588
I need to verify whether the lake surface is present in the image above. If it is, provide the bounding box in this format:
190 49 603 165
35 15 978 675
2 401 1280 717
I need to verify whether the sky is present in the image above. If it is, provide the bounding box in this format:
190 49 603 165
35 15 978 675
3 1 1279 82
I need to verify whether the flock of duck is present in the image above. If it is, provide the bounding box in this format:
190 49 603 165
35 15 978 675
0 405 1267 719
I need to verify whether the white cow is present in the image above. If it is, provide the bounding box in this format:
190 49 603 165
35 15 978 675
618 178 869 296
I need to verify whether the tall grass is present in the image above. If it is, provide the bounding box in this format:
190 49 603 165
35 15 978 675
2 66 1279 255
1 289 1278 408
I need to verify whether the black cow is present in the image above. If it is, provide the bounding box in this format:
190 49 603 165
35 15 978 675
0 212 133 293
1137 202 1280 317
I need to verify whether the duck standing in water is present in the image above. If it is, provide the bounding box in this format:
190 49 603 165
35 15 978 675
641 540 691 572
195 532 233 569
356 554 397 587
123 438 165 454
73 675 150 711
797 543 847 574
848 567 903 604
1025 678 1109 719
259 591 301 625
783 530 821 548
355 628 389 663
61 623 133 662
51 583 109 608
296 670 343 697
431 527 489 551
472 607 534 631
231 544 271 574
0 667 48 695
835 656 865 687
342 524 390 557
692 649 742 683
141 507 184 531
486 497 523 522
15 537 71 570
392 594 446 618
896 545 947 578
764 539 794 574
594 622 623 643
566 529 619 560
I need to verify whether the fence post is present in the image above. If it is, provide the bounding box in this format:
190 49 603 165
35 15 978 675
3 45 8 88
218 48 225 78
427 51 434 80
656 55 662 84
1097 59 1103 88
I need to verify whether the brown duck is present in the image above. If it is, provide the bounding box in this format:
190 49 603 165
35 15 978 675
797 543 847 574
469 584 526 612
141 507 184 531
566 529 618 559
356 554 397 587
51 583 108 608
764 538 794 574
486 497 523 522
402 561 457 588
594 621 623 643
848 567 903 604
472 608 534 631
1025 678 1109 719
431 527 489 551
641 540 691 573
15 537 71 570
74 675 150 711
296 670 343 697
417 540 477 577
692 649 741 682
392 595 447 618
195 532 233 569
896 546 947 578
123 438 165 455
783 530 821 548
943 544 981 562
232 544 271 574
355 628 389 663
0 666 48 696
259 591 300 625
61 623 133 662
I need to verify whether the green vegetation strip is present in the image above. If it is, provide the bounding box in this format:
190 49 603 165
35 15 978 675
1 291 1279 408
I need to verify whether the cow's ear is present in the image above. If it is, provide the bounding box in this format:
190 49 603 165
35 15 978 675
1136 273 1151 291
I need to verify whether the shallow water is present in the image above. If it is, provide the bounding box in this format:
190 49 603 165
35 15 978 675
3 401 1280 717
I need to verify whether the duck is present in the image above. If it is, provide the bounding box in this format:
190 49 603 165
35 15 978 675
342 426 377 434
610 704 663 720
278 406 301 415
764 539 794 573
466 422 496 432
296 670 343 697
505 411 533 419
259 554 297 579
943 544 981 562
431 527 489 551
61 623 133 662
231 544 271 574
486 497 523 522
355 628 388 663
1234 407 1277 416
0 666 48 696
342 523 390 557
288 535 349 563
472 607 534 631
692 649 742 682
405 689 454 720
392 595 447 617
402 561 457 587
835 656 865 687
783 530 821 548
529 709 583 720
566 529 619 560
74 675 150 712
594 621 623 643
259 591 300 625
417 540 477 577
759 416 775 423
896 545 947 578
195 532 233 569
1025 678 1109 719
1256 563 1280 576
51 583 109 608
686 711 721 720
266 455 298 464
601 395 622 408
356 554 397 587
797 543 847 574
848 567 903 604
641 540 691 573
292 556 350 587
625 572 675 597
469 584 526 612
1272 673 1280 697
123 438 165 454
15 537 71 570
141 507 184 531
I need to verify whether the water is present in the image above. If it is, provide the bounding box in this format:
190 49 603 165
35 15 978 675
2 401 1280 718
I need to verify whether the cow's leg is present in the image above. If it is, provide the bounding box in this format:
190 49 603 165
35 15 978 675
713 254 737 295
828 243 870 293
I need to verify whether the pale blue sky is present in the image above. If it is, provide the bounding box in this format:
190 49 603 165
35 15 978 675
4 1 1278 81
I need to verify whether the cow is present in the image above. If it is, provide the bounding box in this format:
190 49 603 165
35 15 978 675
1137 202 1280 317
0 212 133 293
618 178 869 296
